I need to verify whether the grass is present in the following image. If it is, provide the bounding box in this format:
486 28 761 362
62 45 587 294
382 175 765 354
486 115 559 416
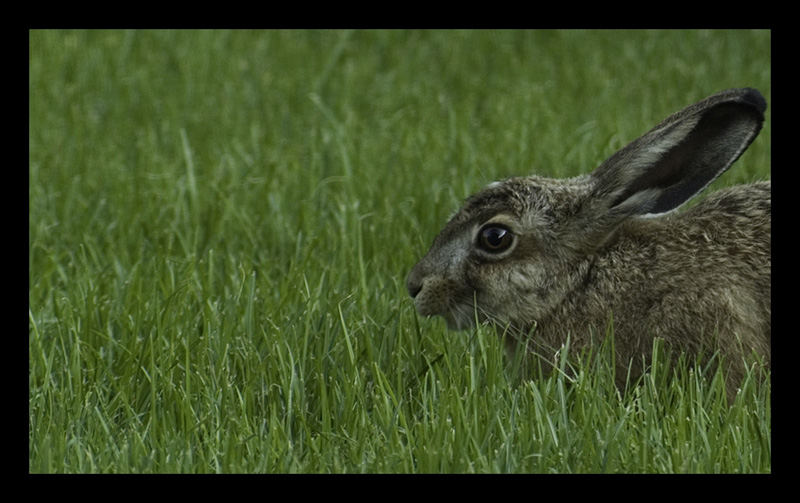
29 29 771 473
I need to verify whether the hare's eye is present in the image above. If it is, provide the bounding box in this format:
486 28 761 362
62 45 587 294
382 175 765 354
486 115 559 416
477 225 514 253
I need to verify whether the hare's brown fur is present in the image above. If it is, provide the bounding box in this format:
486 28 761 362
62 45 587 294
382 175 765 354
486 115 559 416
407 89 770 398
525 181 770 388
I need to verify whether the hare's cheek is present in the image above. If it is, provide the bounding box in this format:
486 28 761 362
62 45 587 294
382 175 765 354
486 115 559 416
474 265 546 314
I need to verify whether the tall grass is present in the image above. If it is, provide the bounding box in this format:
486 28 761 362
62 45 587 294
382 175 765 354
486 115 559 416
29 29 770 473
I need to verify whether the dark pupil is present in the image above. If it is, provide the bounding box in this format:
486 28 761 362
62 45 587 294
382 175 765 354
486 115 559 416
483 227 508 248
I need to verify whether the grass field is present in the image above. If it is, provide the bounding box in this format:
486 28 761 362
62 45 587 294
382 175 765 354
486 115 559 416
29 29 771 473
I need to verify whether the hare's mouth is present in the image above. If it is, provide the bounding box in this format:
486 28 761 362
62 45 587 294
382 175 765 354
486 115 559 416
415 304 475 331
442 300 485 331
411 283 483 331
443 312 474 331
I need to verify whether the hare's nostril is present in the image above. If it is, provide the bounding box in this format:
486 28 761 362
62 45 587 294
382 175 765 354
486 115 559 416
408 281 422 299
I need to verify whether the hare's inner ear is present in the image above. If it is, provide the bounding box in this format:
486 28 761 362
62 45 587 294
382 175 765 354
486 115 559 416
590 88 767 217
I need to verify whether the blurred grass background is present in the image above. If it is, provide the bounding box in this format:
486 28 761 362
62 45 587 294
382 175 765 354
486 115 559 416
29 29 770 473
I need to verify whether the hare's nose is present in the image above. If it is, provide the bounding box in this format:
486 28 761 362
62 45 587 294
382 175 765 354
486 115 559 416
406 268 423 298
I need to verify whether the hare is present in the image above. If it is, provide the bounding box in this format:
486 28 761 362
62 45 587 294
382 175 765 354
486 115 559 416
406 88 770 397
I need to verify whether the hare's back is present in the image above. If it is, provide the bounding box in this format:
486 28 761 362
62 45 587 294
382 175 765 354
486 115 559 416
692 181 770 221
680 181 770 265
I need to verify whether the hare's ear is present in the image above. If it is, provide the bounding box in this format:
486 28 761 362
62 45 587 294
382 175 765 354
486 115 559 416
589 88 766 218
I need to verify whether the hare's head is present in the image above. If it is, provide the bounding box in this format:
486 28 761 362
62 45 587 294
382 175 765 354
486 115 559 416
406 88 767 333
